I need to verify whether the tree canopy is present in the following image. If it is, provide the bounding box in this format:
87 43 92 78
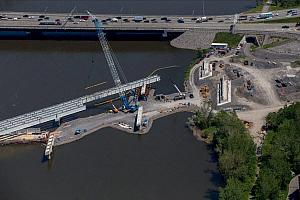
191 109 257 199
255 102 300 199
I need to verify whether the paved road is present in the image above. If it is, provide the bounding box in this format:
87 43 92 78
0 9 299 32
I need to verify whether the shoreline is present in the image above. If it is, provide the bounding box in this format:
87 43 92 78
54 102 199 147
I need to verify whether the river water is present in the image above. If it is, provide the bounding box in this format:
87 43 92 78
0 1 256 199
0 113 222 200
0 0 256 15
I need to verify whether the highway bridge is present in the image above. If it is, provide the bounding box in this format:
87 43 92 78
0 75 160 136
0 10 299 36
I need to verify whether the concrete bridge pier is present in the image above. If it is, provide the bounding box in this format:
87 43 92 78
55 115 61 126
162 30 168 38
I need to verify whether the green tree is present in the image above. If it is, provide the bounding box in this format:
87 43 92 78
220 178 246 200
255 169 280 200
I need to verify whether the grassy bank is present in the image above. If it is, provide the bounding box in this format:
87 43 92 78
213 32 243 48
270 1 300 11
188 106 257 199
261 38 290 49
184 49 209 81
245 0 267 13
245 4 264 13
291 60 300 68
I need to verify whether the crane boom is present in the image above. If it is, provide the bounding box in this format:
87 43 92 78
87 11 136 111
61 6 77 28
87 11 122 87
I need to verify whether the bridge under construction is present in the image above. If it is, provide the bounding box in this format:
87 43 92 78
0 75 160 136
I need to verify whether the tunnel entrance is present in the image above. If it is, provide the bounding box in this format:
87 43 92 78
245 36 259 46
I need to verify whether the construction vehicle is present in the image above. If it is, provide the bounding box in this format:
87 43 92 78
200 85 210 98
246 80 254 90
242 120 253 129
108 100 119 113
172 82 186 98
87 11 138 113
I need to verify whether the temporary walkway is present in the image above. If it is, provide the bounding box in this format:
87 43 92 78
44 132 55 159
0 75 160 135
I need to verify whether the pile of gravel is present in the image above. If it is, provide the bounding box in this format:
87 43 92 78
170 29 217 50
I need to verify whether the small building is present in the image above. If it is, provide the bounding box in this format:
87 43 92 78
210 43 228 49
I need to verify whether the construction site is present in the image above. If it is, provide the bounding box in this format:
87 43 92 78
0 12 200 160
1 10 300 161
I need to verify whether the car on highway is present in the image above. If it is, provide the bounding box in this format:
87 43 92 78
161 17 167 20
23 15 29 18
191 17 197 21
177 17 184 23
296 22 300 27
151 19 158 23
143 20 150 23
111 18 118 22
123 18 130 22
133 16 143 22
165 19 172 23
217 20 224 23
282 25 290 29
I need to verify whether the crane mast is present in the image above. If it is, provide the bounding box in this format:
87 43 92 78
87 11 136 111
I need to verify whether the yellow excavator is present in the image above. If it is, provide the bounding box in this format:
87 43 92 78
108 100 119 113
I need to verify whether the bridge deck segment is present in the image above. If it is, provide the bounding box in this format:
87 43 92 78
0 75 160 135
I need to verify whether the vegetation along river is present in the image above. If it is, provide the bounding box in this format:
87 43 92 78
0 1 256 199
